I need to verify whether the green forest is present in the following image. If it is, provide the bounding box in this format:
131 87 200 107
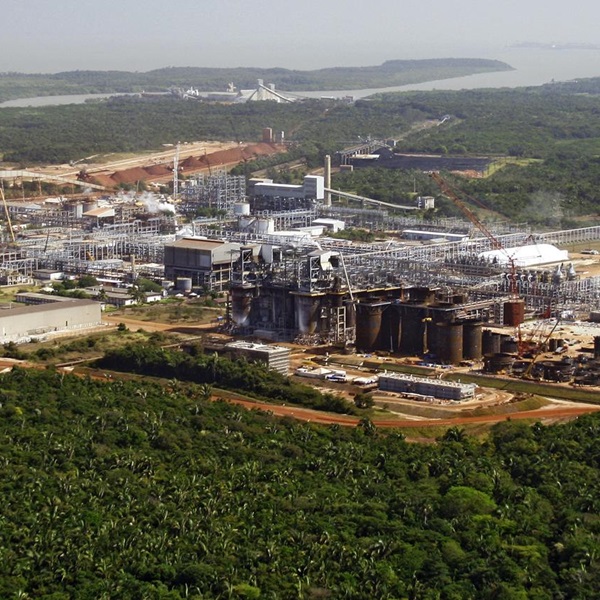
2 78 600 224
0 59 510 102
1 365 600 599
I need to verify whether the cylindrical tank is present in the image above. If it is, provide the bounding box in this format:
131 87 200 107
231 287 254 326
295 295 320 335
484 352 515 373
463 321 483 360
504 300 525 326
381 305 402 352
355 303 385 351
482 329 501 356
176 277 193 293
594 336 600 359
435 322 464 365
500 337 519 354
254 218 275 234
400 306 426 355
233 202 251 216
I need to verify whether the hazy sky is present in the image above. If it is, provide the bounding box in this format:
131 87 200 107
3 0 600 73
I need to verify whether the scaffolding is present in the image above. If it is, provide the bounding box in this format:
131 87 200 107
180 171 246 216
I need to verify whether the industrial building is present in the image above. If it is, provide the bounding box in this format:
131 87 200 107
378 372 477 400
224 340 291 375
164 238 247 291
0 298 102 343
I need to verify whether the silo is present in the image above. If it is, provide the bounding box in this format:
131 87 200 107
400 306 425 355
355 302 385 351
436 322 464 364
504 300 525 326
233 202 251 216
500 337 519 354
482 329 501 356
463 321 483 360
176 277 193 293
295 294 320 334
484 353 515 373
381 305 402 352
231 287 254 326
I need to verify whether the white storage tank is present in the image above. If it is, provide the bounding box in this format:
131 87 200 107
233 202 251 216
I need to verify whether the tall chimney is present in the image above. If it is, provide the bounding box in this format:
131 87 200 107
324 154 332 207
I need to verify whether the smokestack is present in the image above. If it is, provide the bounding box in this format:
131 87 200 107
131 254 137 281
324 154 331 207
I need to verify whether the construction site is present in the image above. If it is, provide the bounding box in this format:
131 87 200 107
3 144 600 388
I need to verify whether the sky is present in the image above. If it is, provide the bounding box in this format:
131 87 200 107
2 0 600 73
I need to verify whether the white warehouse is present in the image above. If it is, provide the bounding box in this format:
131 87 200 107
378 372 477 401
0 299 102 344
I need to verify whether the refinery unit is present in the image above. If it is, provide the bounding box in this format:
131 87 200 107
5 153 600 386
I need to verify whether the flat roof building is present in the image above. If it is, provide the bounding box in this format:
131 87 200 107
378 372 476 401
0 298 102 343
224 340 291 375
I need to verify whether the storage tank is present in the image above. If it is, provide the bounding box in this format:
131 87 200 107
594 336 600 359
463 321 483 360
482 329 501 356
254 218 275 234
231 287 254 326
295 294 320 335
355 302 385 351
400 306 426 355
500 337 519 354
504 300 525 326
484 352 515 373
435 322 464 364
233 202 251 216
381 305 401 352
176 277 193 293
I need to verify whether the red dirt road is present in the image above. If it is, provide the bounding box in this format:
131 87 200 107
215 391 600 428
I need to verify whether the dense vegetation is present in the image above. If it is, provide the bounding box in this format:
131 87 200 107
0 59 511 102
1 367 600 598
98 342 356 415
3 79 600 224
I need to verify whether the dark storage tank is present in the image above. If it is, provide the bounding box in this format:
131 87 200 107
504 300 525 326
355 303 385 351
381 305 402 352
595 336 600 359
484 352 515 373
500 337 519 354
400 306 426 355
435 322 464 364
295 294 320 334
463 321 483 360
231 287 254 326
482 329 502 356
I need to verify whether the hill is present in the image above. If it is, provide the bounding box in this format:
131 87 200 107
0 58 512 102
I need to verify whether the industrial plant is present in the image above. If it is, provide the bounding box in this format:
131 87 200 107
4 144 600 389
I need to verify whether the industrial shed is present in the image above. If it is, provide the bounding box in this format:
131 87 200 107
0 299 102 344
479 244 569 267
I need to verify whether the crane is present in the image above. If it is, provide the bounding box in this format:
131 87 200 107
429 172 525 349
429 172 518 296
0 187 15 244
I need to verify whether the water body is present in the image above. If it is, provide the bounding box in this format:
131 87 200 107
0 93 136 108
1 49 599 107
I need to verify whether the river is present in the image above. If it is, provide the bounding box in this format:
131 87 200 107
1 49 599 108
